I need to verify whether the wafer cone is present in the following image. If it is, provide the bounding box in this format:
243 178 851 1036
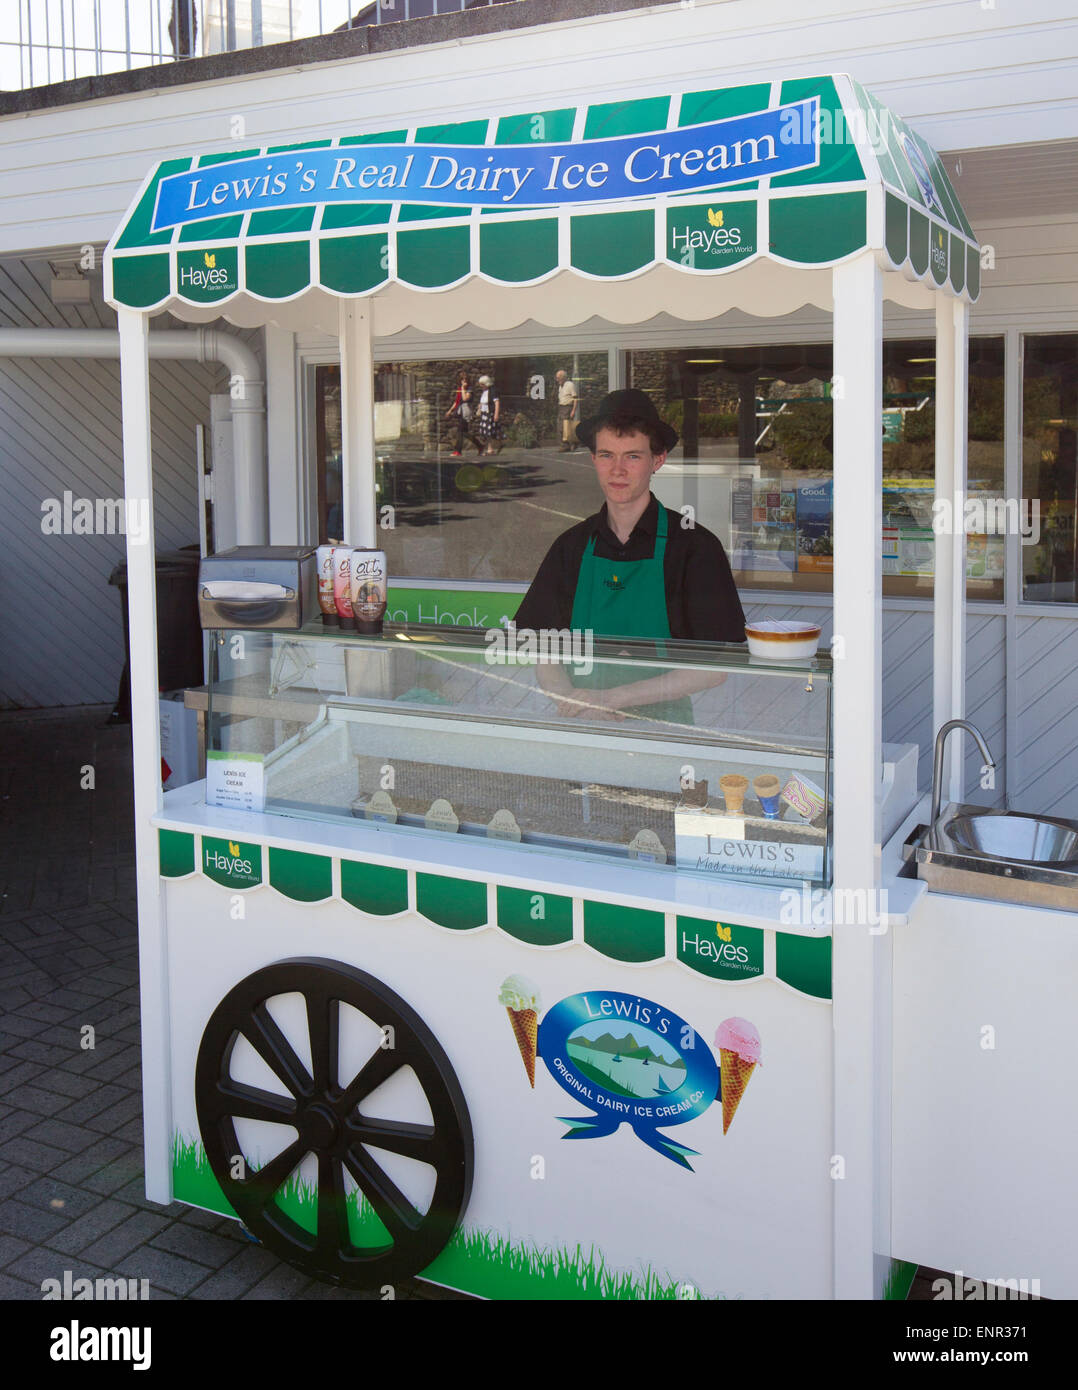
720 1049 756 1133
506 1007 537 1087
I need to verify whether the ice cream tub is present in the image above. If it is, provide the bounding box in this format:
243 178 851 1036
745 620 822 661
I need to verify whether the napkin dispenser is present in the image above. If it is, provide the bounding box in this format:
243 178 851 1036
198 546 316 630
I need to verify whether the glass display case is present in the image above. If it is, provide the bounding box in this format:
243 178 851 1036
203 624 834 888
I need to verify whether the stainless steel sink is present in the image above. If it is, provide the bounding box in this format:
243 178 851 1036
904 804 1078 909
947 813 1078 864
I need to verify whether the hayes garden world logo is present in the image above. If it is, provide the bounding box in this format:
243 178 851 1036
177 249 239 302
538 990 719 1168
667 203 757 269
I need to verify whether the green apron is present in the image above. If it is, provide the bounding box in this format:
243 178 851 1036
568 505 693 726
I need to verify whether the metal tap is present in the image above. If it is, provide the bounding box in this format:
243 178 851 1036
930 719 996 827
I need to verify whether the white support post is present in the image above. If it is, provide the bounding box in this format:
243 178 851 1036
339 301 376 547
950 299 970 802
933 297 956 745
265 324 302 544
117 309 172 1206
831 253 882 1300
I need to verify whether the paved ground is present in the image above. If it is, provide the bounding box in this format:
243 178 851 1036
0 704 975 1303
0 706 461 1301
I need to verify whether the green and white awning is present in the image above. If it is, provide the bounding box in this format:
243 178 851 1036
105 73 978 319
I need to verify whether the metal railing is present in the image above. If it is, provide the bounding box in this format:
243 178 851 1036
2 0 505 91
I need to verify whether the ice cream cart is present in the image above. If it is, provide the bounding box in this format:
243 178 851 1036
105 73 983 1299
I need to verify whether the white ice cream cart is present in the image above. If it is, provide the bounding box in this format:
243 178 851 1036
105 73 986 1299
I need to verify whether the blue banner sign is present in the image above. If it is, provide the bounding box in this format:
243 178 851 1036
151 98 819 232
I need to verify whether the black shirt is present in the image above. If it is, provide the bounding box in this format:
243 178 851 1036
514 494 746 642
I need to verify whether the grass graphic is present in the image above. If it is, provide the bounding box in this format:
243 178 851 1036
171 1136 393 1244
566 1048 644 1098
883 1259 918 1301
172 1133 714 1299
424 1226 705 1301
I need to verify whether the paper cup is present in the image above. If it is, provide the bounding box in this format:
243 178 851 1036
719 774 749 813
753 774 782 818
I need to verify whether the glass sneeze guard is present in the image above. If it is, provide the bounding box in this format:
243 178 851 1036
205 623 833 888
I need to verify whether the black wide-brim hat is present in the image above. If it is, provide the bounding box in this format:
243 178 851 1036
576 388 679 452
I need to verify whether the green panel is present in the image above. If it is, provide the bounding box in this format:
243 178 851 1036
495 108 576 145
479 218 558 282
769 191 865 263
111 254 171 308
115 157 192 249
966 243 980 301
931 155 975 240
416 873 487 930
416 119 489 145
675 917 764 981
341 859 408 916
247 207 316 237
772 76 864 188
320 204 392 230
178 216 244 243
678 84 772 127
245 240 310 297
583 96 670 139
396 225 470 287
159 828 195 878
268 847 332 902
496 886 573 946
176 246 239 302
775 932 831 999
340 130 409 146
666 200 756 269
582 901 663 963
570 210 654 276
908 208 929 276
850 80 904 193
266 139 333 154
397 205 471 224
884 192 908 267
202 836 262 889
319 233 388 293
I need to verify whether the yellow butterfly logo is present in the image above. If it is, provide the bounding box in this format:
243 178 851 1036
204 252 216 268
707 208 724 227
228 841 241 857
716 923 732 942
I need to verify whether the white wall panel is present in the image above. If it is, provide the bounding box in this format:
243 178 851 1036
0 0 1075 255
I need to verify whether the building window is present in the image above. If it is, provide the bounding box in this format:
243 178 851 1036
1022 333 1078 604
313 352 610 579
629 337 1005 601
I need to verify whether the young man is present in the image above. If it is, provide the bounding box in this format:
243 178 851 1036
514 388 745 720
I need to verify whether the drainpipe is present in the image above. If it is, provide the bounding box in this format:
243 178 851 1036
0 326 266 542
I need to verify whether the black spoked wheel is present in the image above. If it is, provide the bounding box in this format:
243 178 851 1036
195 958 473 1288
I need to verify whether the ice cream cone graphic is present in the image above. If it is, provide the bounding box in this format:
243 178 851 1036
498 975 541 1088
714 1017 762 1134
